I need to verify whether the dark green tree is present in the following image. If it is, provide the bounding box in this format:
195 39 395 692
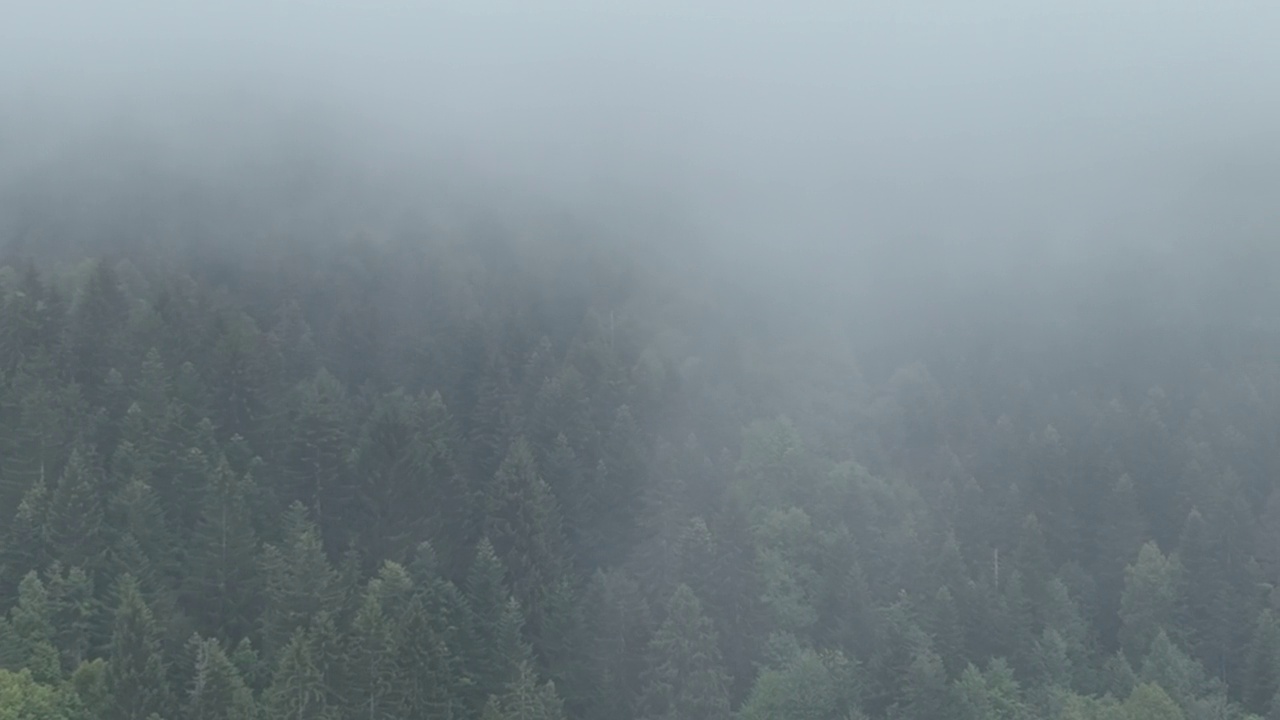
483 438 567 647
264 628 331 720
182 455 260 640
637 584 732 720
260 502 340 658
46 446 106 578
184 636 257 720
107 574 171 720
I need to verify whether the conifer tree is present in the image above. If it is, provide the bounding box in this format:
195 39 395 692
44 562 99 672
1119 541 1182 662
260 502 340 658
1244 609 1280 715
265 628 330 720
185 636 258 720
577 569 651 720
637 584 732 720
5 572 60 684
183 455 260 640
480 661 567 720
1 477 50 599
483 438 567 646
46 446 106 577
107 574 171 720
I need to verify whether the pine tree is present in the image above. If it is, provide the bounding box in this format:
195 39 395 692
1122 682 1183 720
183 454 260 640
417 391 477 576
5 572 60 684
277 369 349 544
481 661 567 720
349 390 430 563
951 659 1030 720
344 572 397 720
44 562 99 673
107 476 173 596
1119 541 1182 662
1245 609 1280 715
389 595 460 720
1095 474 1148 651
260 502 340 658
265 628 329 720
66 258 129 398
1 477 50 600
46 446 106 577
483 438 568 647
107 574 171 720
577 569 651 720
1139 629 1214 711
899 642 949 720
185 636 258 720
637 584 732 720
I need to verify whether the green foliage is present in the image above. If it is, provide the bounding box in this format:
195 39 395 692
184 636 257 720
480 661 566 720
1122 683 1183 720
739 648 861 720
182 455 260 640
637 584 732 720
1119 542 1182 661
4 573 60 684
0 668 81 720
107 574 170 720
2 230 1280 720
483 437 568 645
259 502 340 657
264 628 330 720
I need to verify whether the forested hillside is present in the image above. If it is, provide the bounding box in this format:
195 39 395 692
1 186 1280 720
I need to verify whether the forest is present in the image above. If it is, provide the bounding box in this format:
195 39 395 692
6 4 1280 720
1 164 1280 720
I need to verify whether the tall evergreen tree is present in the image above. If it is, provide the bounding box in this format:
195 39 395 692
1245 609 1280 716
46 446 106 577
483 438 567 647
107 574 171 720
480 661 567 720
1119 541 1182 662
260 502 340 658
265 628 331 720
4 572 60 684
185 636 258 720
637 584 732 720
182 454 260 640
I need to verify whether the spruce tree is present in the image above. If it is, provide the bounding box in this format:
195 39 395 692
185 636 258 720
107 574 171 720
480 661 567 720
183 454 260 640
1119 541 1182 662
46 446 106 577
483 439 567 649
260 502 340 658
5 572 60 684
265 628 329 720
637 584 732 720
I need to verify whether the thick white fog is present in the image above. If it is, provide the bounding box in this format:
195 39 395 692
4 2 1280 304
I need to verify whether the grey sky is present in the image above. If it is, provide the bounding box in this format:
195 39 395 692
4 2 1279 294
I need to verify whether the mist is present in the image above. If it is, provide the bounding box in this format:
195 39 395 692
9 2 1280 273
6 6 1280 716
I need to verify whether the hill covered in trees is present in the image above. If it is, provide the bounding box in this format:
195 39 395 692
2 163 1280 720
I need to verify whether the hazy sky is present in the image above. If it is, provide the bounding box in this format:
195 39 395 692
5 2 1280 286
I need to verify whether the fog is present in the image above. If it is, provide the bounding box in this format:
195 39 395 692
11 7 1280 712
5 2 1280 343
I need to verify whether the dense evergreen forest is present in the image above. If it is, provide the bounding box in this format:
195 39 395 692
2 166 1280 720
0 90 1274 717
